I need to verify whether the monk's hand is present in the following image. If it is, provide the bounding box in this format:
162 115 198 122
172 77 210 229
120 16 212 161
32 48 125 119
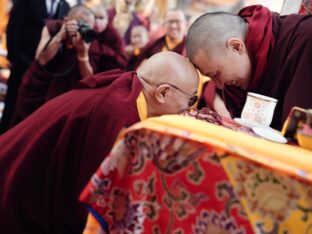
65 20 79 39
125 45 134 55
56 24 68 42
180 108 223 125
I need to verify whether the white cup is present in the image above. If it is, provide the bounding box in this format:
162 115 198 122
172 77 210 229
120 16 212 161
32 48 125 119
241 92 278 127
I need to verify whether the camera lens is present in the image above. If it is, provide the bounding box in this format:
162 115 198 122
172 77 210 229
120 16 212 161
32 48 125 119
78 20 97 43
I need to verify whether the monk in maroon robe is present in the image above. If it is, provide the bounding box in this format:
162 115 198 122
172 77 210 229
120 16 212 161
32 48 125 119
187 5 312 129
127 9 226 116
10 5 127 128
0 51 199 233
125 25 149 69
92 4 128 72
127 9 187 71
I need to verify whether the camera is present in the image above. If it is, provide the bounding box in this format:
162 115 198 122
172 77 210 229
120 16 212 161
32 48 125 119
77 20 97 43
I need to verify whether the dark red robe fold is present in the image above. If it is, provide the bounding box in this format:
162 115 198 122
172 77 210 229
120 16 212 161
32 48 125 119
197 81 217 111
224 5 312 129
11 21 128 127
0 69 143 234
127 35 186 71
92 24 128 73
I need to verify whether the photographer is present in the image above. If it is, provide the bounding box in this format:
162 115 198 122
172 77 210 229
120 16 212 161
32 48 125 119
35 4 96 80
9 4 126 128
0 0 70 134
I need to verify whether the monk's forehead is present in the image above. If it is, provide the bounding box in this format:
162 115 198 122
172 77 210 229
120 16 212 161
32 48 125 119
68 6 94 19
93 7 107 16
74 10 94 22
132 26 147 34
165 10 185 21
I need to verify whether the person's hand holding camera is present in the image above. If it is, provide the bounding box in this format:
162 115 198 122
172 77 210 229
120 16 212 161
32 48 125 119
65 19 79 39
72 32 91 61
54 23 68 43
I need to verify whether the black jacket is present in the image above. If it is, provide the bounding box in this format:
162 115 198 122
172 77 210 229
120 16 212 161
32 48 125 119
6 0 70 66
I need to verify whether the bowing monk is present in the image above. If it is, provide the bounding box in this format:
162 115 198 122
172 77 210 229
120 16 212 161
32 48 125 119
127 9 228 117
9 4 127 129
127 8 187 71
0 51 199 234
186 5 312 129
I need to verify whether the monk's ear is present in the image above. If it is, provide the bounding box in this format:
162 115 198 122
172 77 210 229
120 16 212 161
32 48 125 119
155 84 170 104
226 38 246 54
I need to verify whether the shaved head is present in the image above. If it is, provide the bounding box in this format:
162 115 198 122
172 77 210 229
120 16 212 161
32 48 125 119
137 51 199 116
92 4 107 15
186 12 247 60
67 4 94 20
132 25 148 34
186 12 252 91
138 51 198 87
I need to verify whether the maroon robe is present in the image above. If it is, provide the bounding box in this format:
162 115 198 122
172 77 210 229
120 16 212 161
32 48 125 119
127 35 186 71
94 24 128 72
11 21 128 127
224 5 312 129
0 69 143 233
198 81 217 111
126 51 141 71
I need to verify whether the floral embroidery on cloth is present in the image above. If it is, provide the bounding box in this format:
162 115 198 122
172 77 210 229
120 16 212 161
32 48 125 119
80 114 312 234
80 129 253 233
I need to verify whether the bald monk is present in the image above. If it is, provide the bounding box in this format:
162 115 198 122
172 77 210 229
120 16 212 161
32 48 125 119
0 51 199 234
10 4 127 128
127 9 228 117
187 5 312 129
127 8 187 71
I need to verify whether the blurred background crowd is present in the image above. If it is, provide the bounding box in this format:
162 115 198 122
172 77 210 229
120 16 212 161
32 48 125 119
0 0 305 131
